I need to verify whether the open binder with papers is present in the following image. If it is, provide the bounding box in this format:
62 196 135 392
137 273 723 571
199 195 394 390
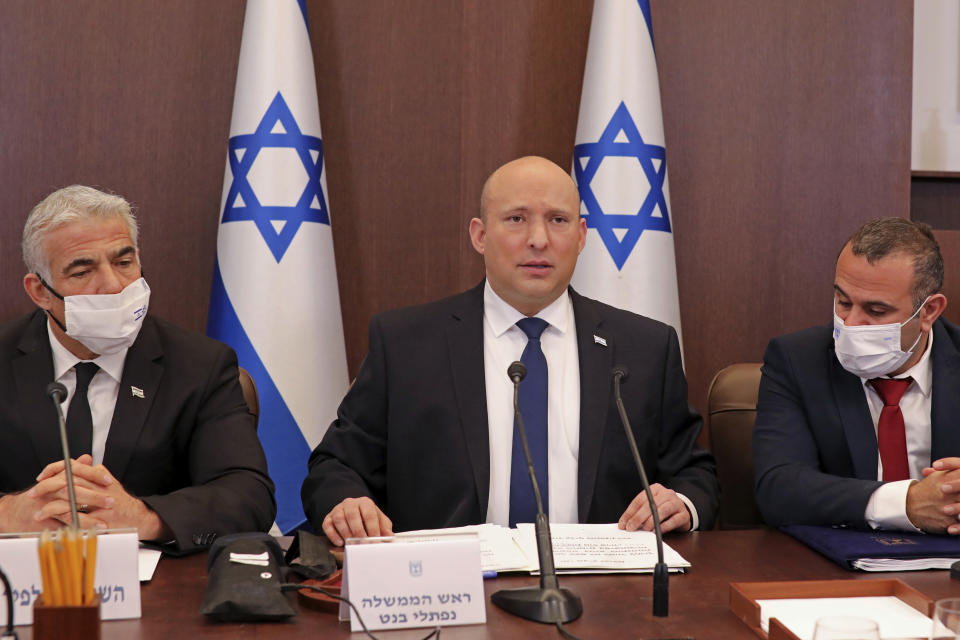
398 523 691 574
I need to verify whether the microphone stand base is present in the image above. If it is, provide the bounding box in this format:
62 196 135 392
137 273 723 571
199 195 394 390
491 586 582 624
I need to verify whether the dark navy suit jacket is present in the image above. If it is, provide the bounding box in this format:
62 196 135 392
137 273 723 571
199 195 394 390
753 318 960 528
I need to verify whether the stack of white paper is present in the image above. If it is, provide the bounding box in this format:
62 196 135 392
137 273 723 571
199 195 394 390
398 523 690 574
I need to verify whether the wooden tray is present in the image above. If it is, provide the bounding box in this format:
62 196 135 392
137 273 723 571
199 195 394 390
729 579 933 640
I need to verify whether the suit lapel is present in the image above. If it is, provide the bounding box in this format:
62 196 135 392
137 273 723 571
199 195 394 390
571 290 612 522
930 320 960 460
102 317 163 480
446 284 490 517
13 312 62 467
828 343 878 479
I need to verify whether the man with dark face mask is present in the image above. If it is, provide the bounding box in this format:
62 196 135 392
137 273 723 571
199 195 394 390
0 185 276 553
753 217 960 534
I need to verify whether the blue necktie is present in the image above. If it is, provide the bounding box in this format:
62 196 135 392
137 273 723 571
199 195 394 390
509 317 549 527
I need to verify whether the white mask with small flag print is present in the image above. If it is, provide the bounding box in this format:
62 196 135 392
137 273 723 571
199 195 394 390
832 297 928 378
61 278 150 355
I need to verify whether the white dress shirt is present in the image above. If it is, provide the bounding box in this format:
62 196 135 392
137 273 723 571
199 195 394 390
863 330 933 531
47 322 127 466
483 283 580 525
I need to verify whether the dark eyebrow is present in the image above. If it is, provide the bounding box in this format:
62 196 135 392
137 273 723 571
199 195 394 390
60 245 136 275
111 246 136 260
833 284 896 311
61 257 95 274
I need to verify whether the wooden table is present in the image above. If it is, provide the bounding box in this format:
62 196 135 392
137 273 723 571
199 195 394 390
16 529 960 638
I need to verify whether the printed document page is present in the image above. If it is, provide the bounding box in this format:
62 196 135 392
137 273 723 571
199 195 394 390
397 524 531 572
399 522 691 574
513 523 691 574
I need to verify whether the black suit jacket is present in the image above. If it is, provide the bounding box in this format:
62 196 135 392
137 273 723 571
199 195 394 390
0 311 276 553
753 318 960 528
302 283 718 531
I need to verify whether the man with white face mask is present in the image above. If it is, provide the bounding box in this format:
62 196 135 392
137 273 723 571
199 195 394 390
753 217 960 534
0 186 276 553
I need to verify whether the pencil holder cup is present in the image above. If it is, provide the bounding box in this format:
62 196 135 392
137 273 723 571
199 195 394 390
33 594 101 640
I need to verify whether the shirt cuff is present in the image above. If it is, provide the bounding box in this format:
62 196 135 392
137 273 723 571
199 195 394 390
676 492 699 531
864 480 921 532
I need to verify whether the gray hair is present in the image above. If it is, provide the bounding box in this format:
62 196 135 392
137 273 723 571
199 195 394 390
23 185 139 281
845 217 943 308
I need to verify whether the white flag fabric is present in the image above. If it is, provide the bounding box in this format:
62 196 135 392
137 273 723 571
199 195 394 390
571 0 683 349
207 0 348 533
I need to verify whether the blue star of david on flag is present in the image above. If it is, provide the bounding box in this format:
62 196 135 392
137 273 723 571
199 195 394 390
222 91 329 262
573 101 671 270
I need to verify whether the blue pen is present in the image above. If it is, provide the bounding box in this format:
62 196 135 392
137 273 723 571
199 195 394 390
482 570 498 579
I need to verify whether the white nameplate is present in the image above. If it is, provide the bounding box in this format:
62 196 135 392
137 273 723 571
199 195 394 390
0 530 141 625
340 533 486 632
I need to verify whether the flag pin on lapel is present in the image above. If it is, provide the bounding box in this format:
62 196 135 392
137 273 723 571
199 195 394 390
131 386 145 399
593 335 607 347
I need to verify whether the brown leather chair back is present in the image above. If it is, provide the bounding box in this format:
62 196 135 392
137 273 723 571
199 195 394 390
707 362 764 529
238 367 259 425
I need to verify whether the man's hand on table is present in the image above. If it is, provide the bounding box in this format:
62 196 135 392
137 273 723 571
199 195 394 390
617 482 692 533
323 497 393 546
911 456 960 534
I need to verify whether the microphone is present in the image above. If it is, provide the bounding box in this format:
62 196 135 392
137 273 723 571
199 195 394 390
612 365 669 617
47 381 67 403
490 361 582 624
46 381 81 529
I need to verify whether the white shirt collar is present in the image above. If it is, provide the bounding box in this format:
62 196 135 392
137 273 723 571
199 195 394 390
46 319 128 383
482 281 572 337
862 327 934 397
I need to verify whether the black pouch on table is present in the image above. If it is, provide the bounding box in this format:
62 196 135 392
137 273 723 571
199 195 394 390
284 528 338 581
199 532 296 622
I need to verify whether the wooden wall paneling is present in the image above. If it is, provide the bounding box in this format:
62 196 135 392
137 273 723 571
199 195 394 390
0 1 243 331
934 231 960 325
911 176 960 232
458 0 593 289
310 1 467 374
652 0 913 420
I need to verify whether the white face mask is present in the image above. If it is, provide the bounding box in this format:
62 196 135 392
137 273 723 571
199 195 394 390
44 277 150 355
832 297 928 378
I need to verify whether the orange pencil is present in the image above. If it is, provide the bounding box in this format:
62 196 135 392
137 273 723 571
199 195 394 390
70 529 83 605
37 532 52 604
55 534 70 605
83 531 97 605
45 535 63 606
61 530 79 606
59 530 71 605
66 529 81 605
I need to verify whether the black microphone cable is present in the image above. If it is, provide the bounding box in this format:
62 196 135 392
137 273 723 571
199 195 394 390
555 619 585 640
0 564 18 639
280 583 440 640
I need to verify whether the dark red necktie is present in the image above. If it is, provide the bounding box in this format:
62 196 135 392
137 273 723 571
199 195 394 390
869 377 913 481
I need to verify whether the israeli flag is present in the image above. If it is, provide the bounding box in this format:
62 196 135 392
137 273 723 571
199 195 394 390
571 0 683 349
207 0 349 533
